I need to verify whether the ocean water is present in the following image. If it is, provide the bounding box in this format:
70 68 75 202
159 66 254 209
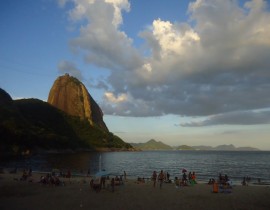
1 150 270 184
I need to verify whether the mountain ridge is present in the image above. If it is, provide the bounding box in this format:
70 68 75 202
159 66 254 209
130 140 260 151
0 83 133 156
130 139 172 150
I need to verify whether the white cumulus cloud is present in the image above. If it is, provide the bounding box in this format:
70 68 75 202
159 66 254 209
104 92 128 103
61 0 270 126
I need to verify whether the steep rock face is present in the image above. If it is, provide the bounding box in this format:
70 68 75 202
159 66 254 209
47 74 108 132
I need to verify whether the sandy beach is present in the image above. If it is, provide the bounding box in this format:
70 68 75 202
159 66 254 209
0 171 270 210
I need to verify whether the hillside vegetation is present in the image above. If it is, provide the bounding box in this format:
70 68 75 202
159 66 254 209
0 88 132 155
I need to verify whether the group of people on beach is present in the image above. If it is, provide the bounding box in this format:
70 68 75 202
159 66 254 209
150 169 197 189
151 170 169 188
90 171 127 193
175 171 197 187
15 168 33 182
39 173 62 186
16 167 73 186
210 173 233 193
242 176 251 186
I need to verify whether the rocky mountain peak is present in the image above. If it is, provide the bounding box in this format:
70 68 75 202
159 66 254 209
47 74 108 132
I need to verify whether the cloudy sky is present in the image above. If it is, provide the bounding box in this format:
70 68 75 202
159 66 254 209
1 0 270 150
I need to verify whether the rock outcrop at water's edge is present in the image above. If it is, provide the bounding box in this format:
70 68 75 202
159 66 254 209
48 74 108 132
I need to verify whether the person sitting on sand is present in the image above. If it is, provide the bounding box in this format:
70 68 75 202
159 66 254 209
20 169 28 181
39 174 49 185
54 176 61 186
39 176 46 184
221 180 233 193
136 177 145 184
50 175 60 186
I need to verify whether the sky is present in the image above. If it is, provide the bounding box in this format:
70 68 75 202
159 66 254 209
1 0 270 150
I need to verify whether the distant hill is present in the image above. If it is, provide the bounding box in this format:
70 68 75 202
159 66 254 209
232 146 260 151
130 139 259 151
175 145 194 150
192 144 259 151
0 87 133 156
214 144 236 150
192 145 213 150
131 139 172 150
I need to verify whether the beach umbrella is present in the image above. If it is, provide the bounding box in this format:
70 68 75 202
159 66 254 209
182 169 187 173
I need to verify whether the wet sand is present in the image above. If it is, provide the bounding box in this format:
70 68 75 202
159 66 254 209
0 172 270 210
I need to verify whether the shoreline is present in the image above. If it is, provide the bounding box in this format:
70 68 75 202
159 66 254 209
1 167 269 187
0 147 139 157
1 172 270 210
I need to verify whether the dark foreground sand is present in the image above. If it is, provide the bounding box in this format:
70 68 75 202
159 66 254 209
0 172 270 210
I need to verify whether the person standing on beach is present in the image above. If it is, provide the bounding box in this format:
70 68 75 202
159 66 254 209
152 171 157 187
124 171 127 181
158 170 165 189
111 178 115 192
167 172 170 182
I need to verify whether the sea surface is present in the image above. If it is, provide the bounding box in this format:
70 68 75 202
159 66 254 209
1 150 270 184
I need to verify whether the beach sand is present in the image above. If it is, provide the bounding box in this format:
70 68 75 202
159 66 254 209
0 172 270 210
